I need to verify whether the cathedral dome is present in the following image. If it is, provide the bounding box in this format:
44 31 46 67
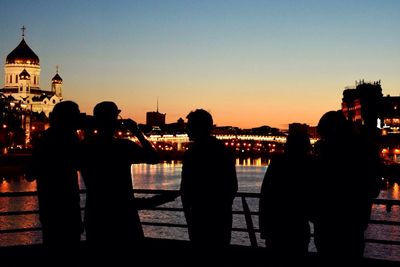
6 38 39 65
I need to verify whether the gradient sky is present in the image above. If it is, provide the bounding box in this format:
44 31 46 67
1 0 399 129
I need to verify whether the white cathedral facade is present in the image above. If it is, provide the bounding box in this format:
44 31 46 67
1 28 63 117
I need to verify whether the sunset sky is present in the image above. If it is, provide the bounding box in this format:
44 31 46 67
1 0 399 129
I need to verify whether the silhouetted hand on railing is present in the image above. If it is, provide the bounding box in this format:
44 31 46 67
136 191 180 209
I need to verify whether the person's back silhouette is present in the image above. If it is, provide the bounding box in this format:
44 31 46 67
259 128 314 265
180 109 238 261
312 110 381 265
28 101 83 262
80 101 159 262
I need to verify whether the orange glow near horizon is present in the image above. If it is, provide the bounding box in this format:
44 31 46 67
4 2 400 130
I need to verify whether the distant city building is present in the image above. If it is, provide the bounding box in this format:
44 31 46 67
177 117 184 125
341 80 383 128
212 126 239 135
146 100 166 127
288 123 319 139
381 96 400 134
162 118 186 134
146 111 166 127
340 80 400 162
307 126 319 139
288 122 309 135
0 27 63 118
341 80 400 134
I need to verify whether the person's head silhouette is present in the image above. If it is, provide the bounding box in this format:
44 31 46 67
49 101 80 132
186 109 213 141
317 110 349 142
285 130 311 157
93 101 121 137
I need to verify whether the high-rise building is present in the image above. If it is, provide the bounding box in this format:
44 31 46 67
341 80 400 132
341 80 383 128
146 99 166 127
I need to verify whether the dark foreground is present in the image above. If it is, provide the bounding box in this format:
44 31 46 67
0 238 399 267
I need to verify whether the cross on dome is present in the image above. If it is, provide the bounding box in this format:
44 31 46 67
21 25 26 38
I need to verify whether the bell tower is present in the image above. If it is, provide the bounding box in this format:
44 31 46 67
51 66 63 97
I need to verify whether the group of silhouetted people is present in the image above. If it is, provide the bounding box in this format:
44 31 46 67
259 110 382 266
28 100 382 266
28 101 162 264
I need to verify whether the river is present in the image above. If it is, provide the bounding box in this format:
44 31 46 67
0 158 399 261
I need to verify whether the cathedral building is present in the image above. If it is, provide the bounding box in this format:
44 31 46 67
0 27 63 117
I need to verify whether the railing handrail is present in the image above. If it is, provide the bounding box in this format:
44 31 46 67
1 189 399 206
1 189 400 248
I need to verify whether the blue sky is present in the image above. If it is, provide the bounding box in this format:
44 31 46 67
1 0 399 128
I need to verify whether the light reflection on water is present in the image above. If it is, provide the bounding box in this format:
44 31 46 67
1 159 400 261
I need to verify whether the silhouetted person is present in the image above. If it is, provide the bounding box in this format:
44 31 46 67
80 101 160 262
28 101 83 262
180 109 238 261
259 129 314 266
312 110 381 265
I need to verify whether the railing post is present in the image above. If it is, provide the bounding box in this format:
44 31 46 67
241 196 258 247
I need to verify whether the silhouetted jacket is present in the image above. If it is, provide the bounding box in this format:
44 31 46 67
29 128 82 244
80 136 157 246
259 153 313 255
312 134 382 260
181 136 238 245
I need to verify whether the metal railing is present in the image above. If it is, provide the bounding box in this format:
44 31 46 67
1 189 400 249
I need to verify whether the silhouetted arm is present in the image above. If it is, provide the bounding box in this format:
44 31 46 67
125 119 159 164
135 130 159 164
136 191 180 209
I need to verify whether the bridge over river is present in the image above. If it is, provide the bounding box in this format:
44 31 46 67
141 134 318 151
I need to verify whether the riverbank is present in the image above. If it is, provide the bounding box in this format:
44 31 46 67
1 151 400 185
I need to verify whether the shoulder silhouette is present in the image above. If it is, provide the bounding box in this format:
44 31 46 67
80 101 165 261
312 110 382 265
29 101 83 264
259 128 314 265
180 109 238 262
